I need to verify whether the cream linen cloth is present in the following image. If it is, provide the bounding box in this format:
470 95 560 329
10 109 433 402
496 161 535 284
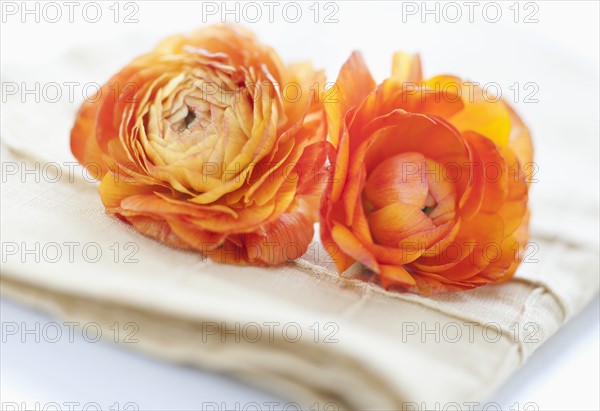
1 41 599 410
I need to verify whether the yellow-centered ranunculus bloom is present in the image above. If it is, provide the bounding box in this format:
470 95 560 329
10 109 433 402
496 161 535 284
321 52 533 294
71 25 328 265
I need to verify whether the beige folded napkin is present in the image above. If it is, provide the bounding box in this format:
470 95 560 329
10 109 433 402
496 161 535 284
1 40 598 410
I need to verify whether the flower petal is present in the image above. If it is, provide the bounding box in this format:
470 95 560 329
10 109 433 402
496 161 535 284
244 211 313 265
331 223 379 272
364 152 429 209
379 264 417 288
325 51 376 148
391 52 422 84
368 202 435 247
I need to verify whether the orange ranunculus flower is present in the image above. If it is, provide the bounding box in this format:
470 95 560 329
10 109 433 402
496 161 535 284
321 52 533 294
71 25 328 265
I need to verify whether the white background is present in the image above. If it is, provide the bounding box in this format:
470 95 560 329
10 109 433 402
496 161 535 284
1 1 599 410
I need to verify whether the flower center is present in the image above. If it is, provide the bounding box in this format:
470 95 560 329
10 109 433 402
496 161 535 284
183 107 196 129
421 193 437 215
148 71 253 174
363 151 429 211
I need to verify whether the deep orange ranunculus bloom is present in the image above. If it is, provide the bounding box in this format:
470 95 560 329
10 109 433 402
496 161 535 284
321 52 533 294
71 25 328 265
